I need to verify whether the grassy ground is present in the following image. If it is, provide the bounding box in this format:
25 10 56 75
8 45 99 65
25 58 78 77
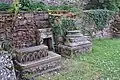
38 39 120 80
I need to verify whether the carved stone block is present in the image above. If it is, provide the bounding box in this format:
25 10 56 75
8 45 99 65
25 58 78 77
15 51 61 79
15 45 48 63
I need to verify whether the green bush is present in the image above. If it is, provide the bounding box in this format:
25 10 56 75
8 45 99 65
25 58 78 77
19 0 48 11
0 2 10 11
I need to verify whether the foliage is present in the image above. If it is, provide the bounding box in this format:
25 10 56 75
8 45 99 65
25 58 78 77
0 2 10 11
19 0 48 11
83 9 115 30
51 16 78 37
8 0 20 14
50 39 120 80
0 0 81 12
51 16 65 36
48 0 83 12
85 0 120 11
48 5 79 12
61 18 78 31
0 0 48 11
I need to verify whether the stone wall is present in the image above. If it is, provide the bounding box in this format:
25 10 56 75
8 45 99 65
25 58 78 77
82 18 113 39
0 11 51 49
111 12 120 37
0 12 13 42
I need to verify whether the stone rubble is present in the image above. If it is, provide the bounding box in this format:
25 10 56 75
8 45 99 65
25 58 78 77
0 51 16 80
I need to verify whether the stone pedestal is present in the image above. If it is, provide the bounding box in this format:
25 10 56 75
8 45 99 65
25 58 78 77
58 30 92 57
14 44 61 79
15 51 61 79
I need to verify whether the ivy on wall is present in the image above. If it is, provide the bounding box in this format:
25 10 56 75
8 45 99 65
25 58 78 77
83 9 115 30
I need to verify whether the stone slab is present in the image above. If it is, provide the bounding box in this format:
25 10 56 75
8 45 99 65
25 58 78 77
68 37 88 43
66 33 83 38
67 30 81 34
64 41 91 47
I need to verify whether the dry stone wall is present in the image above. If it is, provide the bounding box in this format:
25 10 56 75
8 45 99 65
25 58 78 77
0 12 13 42
0 11 50 49
111 13 120 37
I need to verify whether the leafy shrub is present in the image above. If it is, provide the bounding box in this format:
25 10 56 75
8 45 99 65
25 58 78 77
51 16 79 37
19 0 48 11
0 2 10 11
8 0 20 13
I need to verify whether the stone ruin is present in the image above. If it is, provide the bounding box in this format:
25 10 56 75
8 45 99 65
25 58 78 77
0 11 93 79
58 30 92 58
0 11 61 79
50 13 92 58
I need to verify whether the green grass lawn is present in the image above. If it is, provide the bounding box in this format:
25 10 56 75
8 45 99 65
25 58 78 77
49 39 120 80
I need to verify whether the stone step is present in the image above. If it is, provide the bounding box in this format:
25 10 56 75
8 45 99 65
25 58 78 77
15 51 61 79
15 45 49 63
66 33 83 38
64 41 91 47
68 37 88 42
67 30 81 34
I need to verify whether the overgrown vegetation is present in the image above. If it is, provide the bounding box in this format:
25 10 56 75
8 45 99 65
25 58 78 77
9 0 20 14
83 9 115 30
19 0 48 11
80 9 115 37
51 16 79 37
85 0 120 11
0 0 81 12
0 2 10 11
